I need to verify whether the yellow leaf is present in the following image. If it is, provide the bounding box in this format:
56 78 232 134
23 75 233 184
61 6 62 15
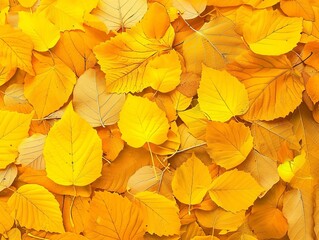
62 196 90 234
127 166 162 194
206 120 253 170
3 228 21 240
243 9 302 55
172 0 207 19
18 0 37 8
169 89 192 112
0 201 14 235
142 2 170 39
278 151 306 182
239 150 279 195
251 120 300 161
18 12 60 52
249 207 288 239
36 0 99 31
182 16 247 73
306 74 319 104
18 168 92 197
50 232 89 240
85 191 145 240
43 103 102 186
283 189 313 240
209 169 264 212
0 165 17 192
314 185 319 239
16 134 46 170
178 104 208 140
243 0 279 8
135 191 180 236
4 83 27 106
7 184 64 233
73 68 125 127
52 27 106 77
144 50 182 93
0 1 9 25
94 6 174 93
195 208 245 232
148 121 181 155
280 0 315 21
172 153 211 205
0 110 32 169
227 50 304 120
118 95 169 148
180 222 205 240
198 65 249 122
24 52 76 119
91 0 147 32
0 65 16 87
92 146 152 192
97 125 124 161
0 25 34 75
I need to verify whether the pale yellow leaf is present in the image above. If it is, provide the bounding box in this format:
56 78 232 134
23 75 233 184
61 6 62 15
73 68 125 127
4 83 27 106
0 164 17 192
7 184 64 233
172 0 207 19
183 16 247 73
16 134 46 170
283 189 314 240
135 191 180 236
91 0 147 32
238 150 279 195
127 166 162 194
251 120 301 161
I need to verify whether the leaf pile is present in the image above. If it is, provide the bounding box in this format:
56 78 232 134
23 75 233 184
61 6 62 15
0 0 319 239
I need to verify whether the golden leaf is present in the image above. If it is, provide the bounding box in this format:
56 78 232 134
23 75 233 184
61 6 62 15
43 103 102 186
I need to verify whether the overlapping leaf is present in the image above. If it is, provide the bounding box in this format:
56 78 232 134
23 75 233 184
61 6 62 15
91 0 147 32
206 120 253 169
198 65 249 122
85 191 145 240
135 191 180 236
94 3 174 93
227 50 304 120
172 154 211 205
73 68 125 127
24 52 76 119
118 95 169 148
0 110 32 169
0 25 34 75
7 184 64 233
209 169 264 212
243 9 302 55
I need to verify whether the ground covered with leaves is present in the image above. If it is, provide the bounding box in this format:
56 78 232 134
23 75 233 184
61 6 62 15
0 0 319 239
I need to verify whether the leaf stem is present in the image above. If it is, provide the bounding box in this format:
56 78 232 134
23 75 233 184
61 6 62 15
147 142 158 180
